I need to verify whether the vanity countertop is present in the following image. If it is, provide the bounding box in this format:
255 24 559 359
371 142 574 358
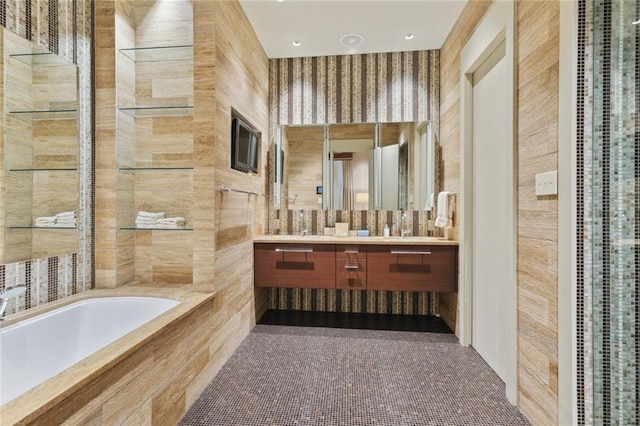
254 235 459 246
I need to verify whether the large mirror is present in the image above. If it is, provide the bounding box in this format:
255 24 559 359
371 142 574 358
274 121 437 211
1 29 79 263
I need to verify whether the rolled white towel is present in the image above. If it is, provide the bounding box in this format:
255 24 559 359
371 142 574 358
54 221 76 227
155 223 185 229
56 217 76 225
55 211 76 218
137 211 165 219
35 216 57 223
35 220 56 227
156 217 186 225
56 219 76 225
135 217 158 224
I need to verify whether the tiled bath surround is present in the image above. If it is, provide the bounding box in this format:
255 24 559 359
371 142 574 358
0 1 93 314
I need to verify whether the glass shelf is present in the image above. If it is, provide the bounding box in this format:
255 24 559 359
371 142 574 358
118 106 193 118
8 109 78 121
119 45 193 63
119 227 193 231
119 167 193 171
8 226 76 230
9 52 75 67
8 168 77 172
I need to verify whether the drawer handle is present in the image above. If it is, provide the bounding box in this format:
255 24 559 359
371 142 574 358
275 248 314 253
344 265 359 270
390 251 432 255
344 250 359 254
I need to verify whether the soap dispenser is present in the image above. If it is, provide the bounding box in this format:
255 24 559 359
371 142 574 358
384 223 390 238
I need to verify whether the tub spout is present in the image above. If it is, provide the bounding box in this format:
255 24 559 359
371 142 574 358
0 285 27 320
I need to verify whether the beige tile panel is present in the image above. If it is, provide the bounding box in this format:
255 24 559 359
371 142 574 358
518 209 558 242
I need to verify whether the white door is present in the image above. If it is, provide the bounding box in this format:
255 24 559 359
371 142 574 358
471 40 511 383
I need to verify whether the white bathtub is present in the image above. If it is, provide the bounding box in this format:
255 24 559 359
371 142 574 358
0 296 179 406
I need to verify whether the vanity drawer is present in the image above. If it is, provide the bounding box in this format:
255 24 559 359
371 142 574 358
336 245 367 261
336 258 367 289
366 245 457 292
254 243 336 289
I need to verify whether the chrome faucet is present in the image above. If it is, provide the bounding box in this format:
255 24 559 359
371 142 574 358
0 285 27 320
401 211 410 237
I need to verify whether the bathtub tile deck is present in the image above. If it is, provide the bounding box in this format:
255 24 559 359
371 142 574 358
179 324 530 425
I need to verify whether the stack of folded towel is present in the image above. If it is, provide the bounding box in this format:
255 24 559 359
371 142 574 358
35 211 76 227
54 211 76 227
135 211 186 229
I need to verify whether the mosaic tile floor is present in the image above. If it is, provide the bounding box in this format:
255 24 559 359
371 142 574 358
179 323 530 425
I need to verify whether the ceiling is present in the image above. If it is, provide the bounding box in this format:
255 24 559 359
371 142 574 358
239 0 469 59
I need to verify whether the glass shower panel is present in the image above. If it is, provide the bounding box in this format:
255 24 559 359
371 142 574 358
591 0 638 423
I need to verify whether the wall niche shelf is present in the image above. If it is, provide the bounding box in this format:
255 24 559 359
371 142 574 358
117 106 193 118
118 167 193 171
9 168 77 172
114 37 195 286
118 45 193 62
8 109 78 121
9 226 76 230
119 226 193 231
9 52 75 67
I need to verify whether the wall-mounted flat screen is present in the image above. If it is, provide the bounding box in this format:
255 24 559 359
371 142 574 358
231 117 259 173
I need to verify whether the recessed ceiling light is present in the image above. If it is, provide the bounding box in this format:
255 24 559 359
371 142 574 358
292 41 301 47
405 33 415 40
340 34 363 47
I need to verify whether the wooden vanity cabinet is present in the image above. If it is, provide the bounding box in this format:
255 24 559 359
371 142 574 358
335 245 367 290
254 243 336 289
366 245 457 292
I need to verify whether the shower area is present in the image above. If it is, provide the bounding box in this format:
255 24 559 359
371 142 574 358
579 0 639 423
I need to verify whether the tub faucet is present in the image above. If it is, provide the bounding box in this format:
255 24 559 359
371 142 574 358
0 285 27 320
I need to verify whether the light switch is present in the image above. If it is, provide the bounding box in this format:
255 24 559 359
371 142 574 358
535 170 557 196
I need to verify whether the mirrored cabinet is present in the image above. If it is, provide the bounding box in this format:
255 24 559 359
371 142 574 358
1 29 79 264
274 121 438 212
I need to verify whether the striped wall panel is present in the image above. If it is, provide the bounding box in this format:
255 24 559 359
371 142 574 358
270 50 440 126
268 288 439 316
0 0 93 315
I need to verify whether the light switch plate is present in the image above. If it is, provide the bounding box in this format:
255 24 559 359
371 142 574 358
535 170 558 196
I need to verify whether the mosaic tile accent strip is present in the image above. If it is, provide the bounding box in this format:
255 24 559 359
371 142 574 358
179 325 530 425
0 253 87 316
272 209 435 238
584 0 639 423
267 288 438 316
1 1 93 314
576 0 587 423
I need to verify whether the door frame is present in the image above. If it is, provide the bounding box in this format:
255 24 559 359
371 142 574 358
458 0 517 404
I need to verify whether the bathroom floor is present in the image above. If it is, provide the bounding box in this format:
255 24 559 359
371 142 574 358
179 314 530 425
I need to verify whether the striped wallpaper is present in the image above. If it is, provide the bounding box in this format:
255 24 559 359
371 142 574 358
269 50 440 126
0 0 93 315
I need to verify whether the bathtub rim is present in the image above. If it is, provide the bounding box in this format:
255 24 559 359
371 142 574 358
0 285 216 425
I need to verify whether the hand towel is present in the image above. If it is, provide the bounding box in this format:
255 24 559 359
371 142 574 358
137 211 165 219
434 191 451 228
